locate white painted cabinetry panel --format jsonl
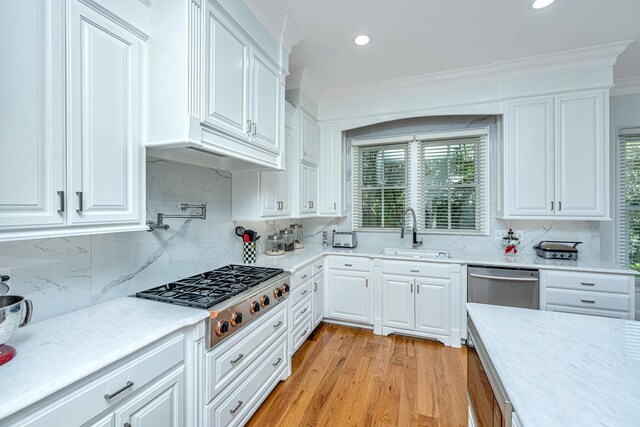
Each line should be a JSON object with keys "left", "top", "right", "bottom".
{"left": 318, "top": 123, "right": 342, "bottom": 215}
{"left": 415, "top": 279, "right": 450, "bottom": 335}
{"left": 251, "top": 50, "right": 280, "bottom": 153}
{"left": 381, "top": 274, "right": 415, "bottom": 330}
{"left": 327, "top": 269, "right": 371, "bottom": 324}
{"left": 300, "top": 111, "right": 318, "bottom": 165}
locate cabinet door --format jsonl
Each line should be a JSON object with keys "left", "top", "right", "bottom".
{"left": 312, "top": 273, "right": 324, "bottom": 327}
{"left": 327, "top": 270, "right": 371, "bottom": 324}
{"left": 301, "top": 112, "right": 318, "bottom": 165}
{"left": 306, "top": 165, "right": 318, "bottom": 214}
{"left": 555, "top": 91, "right": 606, "bottom": 217}
{"left": 259, "top": 171, "right": 280, "bottom": 217}
{"left": 67, "top": 1, "right": 142, "bottom": 225}
{"left": 204, "top": 5, "right": 250, "bottom": 140}
{"left": 415, "top": 279, "right": 450, "bottom": 335}
{"left": 250, "top": 51, "right": 280, "bottom": 153}
{"left": 505, "top": 98, "right": 555, "bottom": 216}
{"left": 318, "top": 124, "right": 341, "bottom": 215}
{"left": 0, "top": 0, "right": 65, "bottom": 228}
{"left": 300, "top": 163, "right": 311, "bottom": 214}
{"left": 115, "top": 368, "right": 184, "bottom": 427}
{"left": 382, "top": 275, "right": 415, "bottom": 330}
{"left": 277, "top": 129, "right": 292, "bottom": 216}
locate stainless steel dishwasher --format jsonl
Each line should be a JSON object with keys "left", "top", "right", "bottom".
{"left": 467, "top": 266, "right": 540, "bottom": 309}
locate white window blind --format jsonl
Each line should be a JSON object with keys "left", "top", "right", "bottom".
{"left": 417, "top": 133, "right": 488, "bottom": 233}
{"left": 353, "top": 143, "right": 409, "bottom": 230}
{"left": 617, "top": 128, "right": 640, "bottom": 271}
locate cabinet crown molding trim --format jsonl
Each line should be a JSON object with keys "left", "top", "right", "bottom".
{"left": 611, "top": 76, "right": 640, "bottom": 97}
{"left": 319, "top": 40, "right": 632, "bottom": 105}
{"left": 242, "top": 0, "right": 302, "bottom": 53}
{"left": 78, "top": 0, "right": 149, "bottom": 41}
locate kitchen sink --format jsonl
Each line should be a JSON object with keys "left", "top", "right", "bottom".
{"left": 380, "top": 248, "right": 452, "bottom": 259}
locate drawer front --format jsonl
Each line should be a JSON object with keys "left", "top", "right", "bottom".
{"left": 206, "top": 304, "right": 286, "bottom": 402}
{"left": 545, "top": 271, "right": 633, "bottom": 294}
{"left": 292, "top": 315, "right": 313, "bottom": 353}
{"left": 381, "top": 260, "right": 450, "bottom": 279}
{"left": 327, "top": 256, "right": 370, "bottom": 272}
{"left": 290, "top": 279, "right": 313, "bottom": 307}
{"left": 291, "top": 264, "right": 313, "bottom": 289}
{"left": 292, "top": 295, "right": 312, "bottom": 329}
{"left": 208, "top": 338, "right": 287, "bottom": 427}
{"left": 546, "top": 304, "right": 632, "bottom": 320}
{"left": 312, "top": 259, "right": 324, "bottom": 276}
{"left": 546, "top": 288, "right": 631, "bottom": 312}
{"left": 19, "top": 335, "right": 184, "bottom": 427}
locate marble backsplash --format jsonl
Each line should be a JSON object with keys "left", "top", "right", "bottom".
{"left": 0, "top": 160, "right": 241, "bottom": 323}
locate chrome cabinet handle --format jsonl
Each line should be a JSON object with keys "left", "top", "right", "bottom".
{"left": 251, "top": 122, "right": 257, "bottom": 135}
{"left": 246, "top": 120, "right": 252, "bottom": 133}
{"left": 581, "top": 299, "right": 596, "bottom": 304}
{"left": 316, "top": 264, "right": 322, "bottom": 269}
{"left": 301, "top": 275, "right": 308, "bottom": 279}
{"left": 410, "top": 283, "right": 413, "bottom": 293}
{"left": 76, "top": 191, "right": 83, "bottom": 212}
{"left": 104, "top": 381, "right": 134, "bottom": 400}
{"left": 57, "top": 191, "right": 65, "bottom": 213}
{"left": 273, "top": 321, "right": 283, "bottom": 329}
{"left": 300, "top": 329, "right": 308, "bottom": 337}
{"left": 365, "top": 279, "right": 369, "bottom": 288}
{"left": 273, "top": 357, "right": 283, "bottom": 367}
{"left": 334, "top": 202, "right": 337, "bottom": 209}
{"left": 124, "top": 423, "right": 131, "bottom": 427}
{"left": 344, "top": 263, "right": 353, "bottom": 267}
{"left": 410, "top": 269, "right": 420, "bottom": 273}
{"left": 301, "top": 308, "right": 308, "bottom": 314}
{"left": 580, "top": 282, "right": 596, "bottom": 286}
{"left": 469, "top": 273, "right": 539, "bottom": 282}
{"left": 230, "top": 354, "right": 244, "bottom": 365}
{"left": 550, "top": 201, "right": 554, "bottom": 211}
{"left": 313, "top": 282, "right": 318, "bottom": 291}
{"left": 558, "top": 201, "right": 562, "bottom": 211}
{"left": 230, "top": 400, "right": 244, "bottom": 415}
{"left": 301, "top": 290, "right": 308, "bottom": 295}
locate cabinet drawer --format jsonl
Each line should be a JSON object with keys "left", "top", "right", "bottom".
{"left": 205, "top": 304, "right": 286, "bottom": 402}
{"left": 312, "top": 259, "right": 324, "bottom": 276}
{"left": 381, "top": 260, "right": 450, "bottom": 279}
{"left": 291, "top": 264, "right": 313, "bottom": 288}
{"left": 290, "top": 279, "right": 312, "bottom": 307}
{"left": 292, "top": 315, "right": 313, "bottom": 353}
{"left": 546, "top": 304, "right": 632, "bottom": 319}
{"left": 208, "top": 338, "right": 287, "bottom": 427}
{"left": 545, "top": 271, "right": 632, "bottom": 294}
{"left": 291, "top": 295, "right": 312, "bottom": 329}
{"left": 327, "top": 256, "right": 370, "bottom": 272}
{"left": 546, "top": 288, "right": 631, "bottom": 312}
{"left": 19, "top": 335, "right": 184, "bottom": 427}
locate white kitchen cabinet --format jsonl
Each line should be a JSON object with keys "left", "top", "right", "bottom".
{"left": 251, "top": 50, "right": 281, "bottom": 153}
{"left": 67, "top": 0, "right": 143, "bottom": 225}
{"left": 84, "top": 414, "right": 114, "bottom": 427}
{"left": 300, "top": 111, "right": 318, "bottom": 165}
{"left": 318, "top": 123, "right": 343, "bottom": 216}
{"left": 0, "top": 0, "right": 65, "bottom": 229}
{"left": 501, "top": 90, "right": 609, "bottom": 220}
{"left": 326, "top": 269, "right": 372, "bottom": 324}
{"left": 381, "top": 275, "right": 415, "bottom": 330}
{"left": 312, "top": 271, "right": 324, "bottom": 327}
{"left": 300, "top": 163, "right": 318, "bottom": 214}
{"left": 415, "top": 278, "right": 450, "bottom": 335}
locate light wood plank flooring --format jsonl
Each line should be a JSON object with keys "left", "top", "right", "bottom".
{"left": 246, "top": 323, "right": 468, "bottom": 427}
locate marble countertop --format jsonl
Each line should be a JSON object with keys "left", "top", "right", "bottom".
{"left": 467, "top": 303, "right": 640, "bottom": 426}
{"left": 255, "top": 243, "right": 637, "bottom": 275}
{"left": 0, "top": 297, "right": 208, "bottom": 420}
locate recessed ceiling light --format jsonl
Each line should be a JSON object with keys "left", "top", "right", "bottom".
{"left": 354, "top": 35, "right": 370, "bottom": 46}
{"left": 532, "top": 0, "right": 555, "bottom": 9}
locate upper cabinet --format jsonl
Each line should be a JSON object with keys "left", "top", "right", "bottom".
{"left": 318, "top": 123, "right": 344, "bottom": 216}
{"left": 147, "top": 0, "right": 287, "bottom": 171}
{"left": 300, "top": 111, "right": 318, "bottom": 165}
{"left": 500, "top": 90, "right": 609, "bottom": 220}
{"left": 0, "top": 0, "right": 148, "bottom": 241}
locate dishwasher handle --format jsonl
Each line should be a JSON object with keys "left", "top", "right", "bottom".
{"left": 469, "top": 273, "right": 539, "bottom": 282}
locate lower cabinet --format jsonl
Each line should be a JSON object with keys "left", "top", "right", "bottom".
{"left": 312, "top": 271, "right": 324, "bottom": 327}
{"left": 382, "top": 275, "right": 415, "bottom": 330}
{"left": 326, "top": 268, "right": 372, "bottom": 325}
{"left": 415, "top": 278, "right": 450, "bottom": 336}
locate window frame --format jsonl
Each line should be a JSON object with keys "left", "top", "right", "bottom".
{"left": 616, "top": 126, "right": 640, "bottom": 276}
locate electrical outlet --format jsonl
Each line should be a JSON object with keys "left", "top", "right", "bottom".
{"left": 332, "top": 224, "right": 338, "bottom": 233}
{"left": 494, "top": 230, "right": 524, "bottom": 241}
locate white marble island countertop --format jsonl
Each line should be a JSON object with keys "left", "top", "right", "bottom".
{"left": 467, "top": 303, "right": 640, "bottom": 426}
{"left": 0, "top": 297, "right": 208, "bottom": 420}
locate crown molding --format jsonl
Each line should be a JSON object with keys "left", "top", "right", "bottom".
{"left": 611, "top": 76, "right": 640, "bottom": 96}
{"left": 242, "top": 0, "right": 302, "bottom": 52}
{"left": 320, "top": 40, "right": 632, "bottom": 105}
{"left": 286, "top": 67, "right": 322, "bottom": 106}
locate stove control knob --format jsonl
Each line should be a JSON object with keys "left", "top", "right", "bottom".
{"left": 216, "top": 320, "right": 230, "bottom": 336}
{"left": 281, "top": 283, "right": 290, "bottom": 294}
{"left": 231, "top": 312, "right": 243, "bottom": 327}
{"left": 273, "top": 288, "right": 283, "bottom": 299}
{"left": 261, "top": 296, "right": 270, "bottom": 307}
{"left": 250, "top": 301, "right": 261, "bottom": 314}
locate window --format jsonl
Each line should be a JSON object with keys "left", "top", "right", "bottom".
{"left": 352, "top": 129, "right": 488, "bottom": 234}
{"left": 352, "top": 142, "right": 409, "bottom": 229}
{"left": 618, "top": 128, "right": 640, "bottom": 271}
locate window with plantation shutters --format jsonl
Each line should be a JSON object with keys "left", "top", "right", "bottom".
{"left": 353, "top": 142, "right": 409, "bottom": 230}
{"left": 617, "top": 128, "right": 640, "bottom": 272}
{"left": 417, "top": 132, "right": 488, "bottom": 234}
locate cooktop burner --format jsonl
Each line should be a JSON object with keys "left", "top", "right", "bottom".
{"left": 135, "top": 265, "right": 284, "bottom": 309}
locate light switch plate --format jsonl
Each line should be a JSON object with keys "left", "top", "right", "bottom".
{"left": 494, "top": 230, "right": 524, "bottom": 241}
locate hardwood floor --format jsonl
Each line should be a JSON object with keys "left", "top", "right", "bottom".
{"left": 246, "top": 323, "right": 468, "bottom": 427}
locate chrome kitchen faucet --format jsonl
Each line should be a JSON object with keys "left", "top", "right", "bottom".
{"left": 400, "top": 207, "right": 423, "bottom": 248}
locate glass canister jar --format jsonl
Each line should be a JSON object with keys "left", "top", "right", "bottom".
{"left": 280, "top": 228, "right": 295, "bottom": 252}
{"left": 265, "top": 234, "right": 285, "bottom": 256}
{"left": 290, "top": 223, "right": 304, "bottom": 249}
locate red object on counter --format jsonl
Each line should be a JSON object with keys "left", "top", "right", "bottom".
{"left": 243, "top": 234, "right": 250, "bottom": 242}
{"left": 0, "top": 344, "right": 16, "bottom": 366}
{"left": 505, "top": 245, "right": 518, "bottom": 255}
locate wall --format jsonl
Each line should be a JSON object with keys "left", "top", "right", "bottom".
{"left": 0, "top": 160, "right": 240, "bottom": 323}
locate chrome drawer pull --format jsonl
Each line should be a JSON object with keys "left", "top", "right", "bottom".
{"left": 230, "top": 400, "right": 244, "bottom": 415}
{"left": 57, "top": 191, "right": 65, "bottom": 213}
{"left": 273, "top": 321, "right": 283, "bottom": 329}
{"left": 273, "top": 357, "right": 283, "bottom": 367}
{"left": 314, "top": 282, "right": 318, "bottom": 291}
{"left": 300, "top": 329, "right": 308, "bottom": 337}
{"left": 469, "top": 273, "right": 538, "bottom": 282}
{"left": 316, "top": 264, "right": 322, "bottom": 269}
{"left": 104, "top": 381, "right": 134, "bottom": 400}
{"left": 301, "top": 290, "right": 308, "bottom": 295}
{"left": 580, "top": 282, "right": 596, "bottom": 286}
{"left": 344, "top": 263, "right": 353, "bottom": 267}
{"left": 410, "top": 269, "right": 420, "bottom": 273}
{"left": 301, "top": 308, "right": 308, "bottom": 314}
{"left": 301, "top": 274, "right": 308, "bottom": 279}
{"left": 581, "top": 299, "right": 596, "bottom": 304}
{"left": 76, "top": 191, "right": 84, "bottom": 212}
{"left": 124, "top": 423, "right": 131, "bottom": 427}
{"left": 230, "top": 354, "right": 244, "bottom": 365}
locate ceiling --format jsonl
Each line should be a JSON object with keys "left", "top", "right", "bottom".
{"left": 276, "top": 0, "right": 640, "bottom": 91}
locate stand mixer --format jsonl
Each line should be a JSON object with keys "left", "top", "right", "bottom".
{"left": 0, "top": 276, "right": 33, "bottom": 366}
